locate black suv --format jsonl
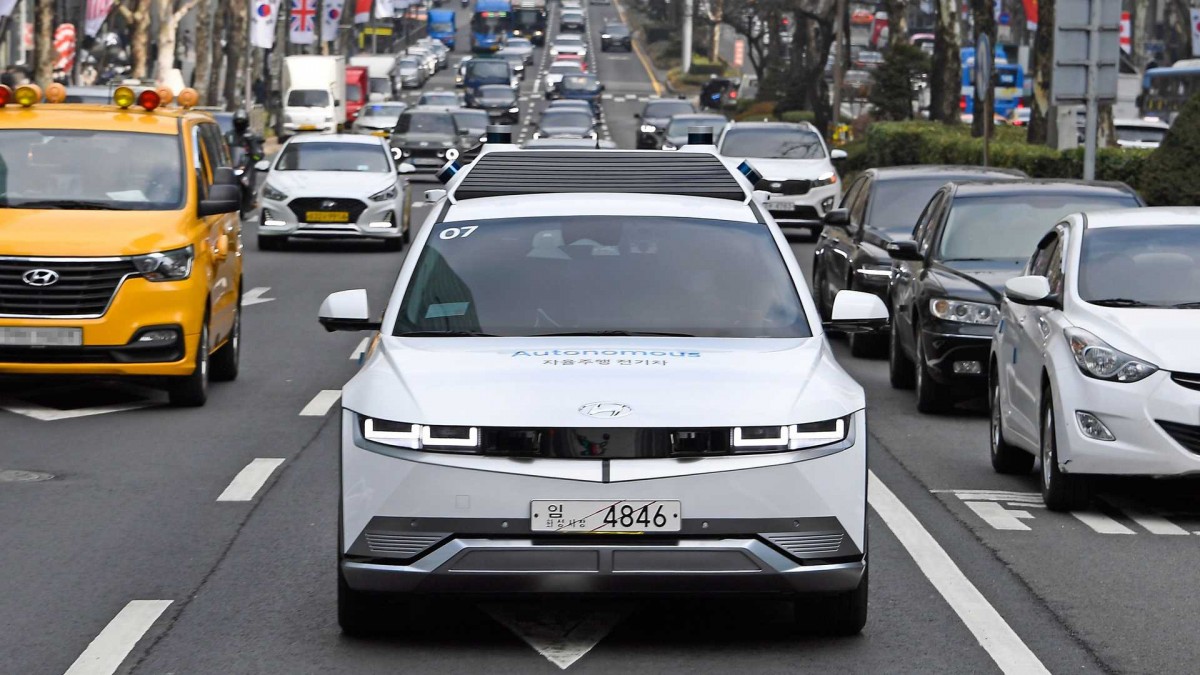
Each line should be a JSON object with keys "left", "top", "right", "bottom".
{"left": 601, "top": 22, "right": 632, "bottom": 51}
{"left": 389, "top": 107, "right": 470, "bottom": 171}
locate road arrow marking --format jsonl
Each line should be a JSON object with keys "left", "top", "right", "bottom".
{"left": 483, "top": 602, "right": 629, "bottom": 670}
{"left": 243, "top": 287, "right": 275, "bottom": 306}
{"left": 0, "top": 383, "right": 163, "bottom": 421}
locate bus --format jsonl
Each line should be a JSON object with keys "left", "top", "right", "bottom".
{"left": 960, "top": 47, "right": 1025, "bottom": 118}
{"left": 1139, "top": 66, "right": 1200, "bottom": 121}
{"left": 511, "top": 0, "right": 547, "bottom": 45}
{"left": 471, "top": 0, "right": 511, "bottom": 52}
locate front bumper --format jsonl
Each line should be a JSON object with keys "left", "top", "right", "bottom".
{"left": 636, "top": 128, "right": 663, "bottom": 149}
{"left": 485, "top": 109, "right": 520, "bottom": 124}
{"left": 761, "top": 182, "right": 840, "bottom": 227}
{"left": 258, "top": 196, "right": 403, "bottom": 239}
{"left": 920, "top": 325, "right": 992, "bottom": 386}
{"left": 601, "top": 38, "right": 632, "bottom": 50}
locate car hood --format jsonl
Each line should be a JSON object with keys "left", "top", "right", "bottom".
{"left": 927, "top": 259, "right": 1027, "bottom": 303}
{"left": 1072, "top": 310, "right": 1200, "bottom": 373}
{"left": 344, "top": 337, "right": 863, "bottom": 426}
{"left": 538, "top": 126, "right": 590, "bottom": 137}
{"left": 735, "top": 157, "right": 833, "bottom": 179}
{"left": 264, "top": 171, "right": 397, "bottom": 198}
{"left": 0, "top": 209, "right": 198, "bottom": 257}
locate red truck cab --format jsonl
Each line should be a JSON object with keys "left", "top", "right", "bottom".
{"left": 345, "top": 66, "right": 369, "bottom": 124}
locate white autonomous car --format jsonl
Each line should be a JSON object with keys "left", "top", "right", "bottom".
{"left": 990, "top": 208, "right": 1200, "bottom": 510}
{"left": 320, "top": 131, "right": 888, "bottom": 636}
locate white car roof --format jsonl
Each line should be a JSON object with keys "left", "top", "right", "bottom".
{"left": 1081, "top": 207, "right": 1200, "bottom": 229}
{"left": 1114, "top": 117, "right": 1170, "bottom": 129}
{"left": 443, "top": 193, "right": 758, "bottom": 223}
{"left": 286, "top": 134, "right": 385, "bottom": 146}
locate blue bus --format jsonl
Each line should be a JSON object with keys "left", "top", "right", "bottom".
{"left": 1139, "top": 66, "right": 1200, "bottom": 120}
{"left": 960, "top": 47, "right": 1025, "bottom": 117}
{"left": 471, "top": 0, "right": 511, "bottom": 52}
{"left": 428, "top": 9, "right": 457, "bottom": 51}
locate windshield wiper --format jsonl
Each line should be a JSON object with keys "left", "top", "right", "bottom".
{"left": 4, "top": 199, "right": 132, "bottom": 210}
{"left": 396, "top": 330, "right": 498, "bottom": 337}
{"left": 1089, "top": 298, "right": 1158, "bottom": 307}
{"left": 531, "top": 330, "right": 696, "bottom": 337}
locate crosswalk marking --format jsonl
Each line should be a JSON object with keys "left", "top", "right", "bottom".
{"left": 1072, "top": 511, "right": 1137, "bottom": 535}
{"left": 1102, "top": 497, "right": 1191, "bottom": 535}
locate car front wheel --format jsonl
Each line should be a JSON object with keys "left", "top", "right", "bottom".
{"left": 990, "top": 370, "right": 1034, "bottom": 473}
{"left": 888, "top": 313, "right": 915, "bottom": 389}
{"left": 168, "top": 321, "right": 209, "bottom": 407}
{"left": 1040, "top": 388, "right": 1091, "bottom": 511}
{"left": 915, "top": 332, "right": 950, "bottom": 414}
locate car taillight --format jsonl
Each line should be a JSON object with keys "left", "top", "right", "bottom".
{"left": 960, "top": 96, "right": 967, "bottom": 110}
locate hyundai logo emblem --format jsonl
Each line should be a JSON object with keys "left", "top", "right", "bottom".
{"left": 22, "top": 269, "right": 59, "bottom": 287}
{"left": 578, "top": 402, "right": 633, "bottom": 419}
{"left": 321, "top": 199, "right": 337, "bottom": 209}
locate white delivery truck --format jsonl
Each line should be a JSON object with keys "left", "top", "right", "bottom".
{"left": 282, "top": 55, "right": 347, "bottom": 137}
{"left": 348, "top": 55, "right": 396, "bottom": 102}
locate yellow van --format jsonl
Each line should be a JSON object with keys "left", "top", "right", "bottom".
{"left": 0, "top": 84, "right": 243, "bottom": 406}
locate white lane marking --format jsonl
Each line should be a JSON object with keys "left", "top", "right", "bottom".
{"left": 1071, "top": 510, "right": 1136, "bottom": 535}
{"left": 963, "top": 501, "right": 1034, "bottom": 531}
{"left": 64, "top": 600, "right": 172, "bottom": 675}
{"left": 242, "top": 287, "right": 276, "bottom": 306}
{"left": 484, "top": 603, "right": 629, "bottom": 670}
{"left": 869, "top": 472, "right": 1050, "bottom": 675}
{"left": 299, "top": 389, "right": 342, "bottom": 417}
{"left": 410, "top": 200, "right": 427, "bottom": 208}
{"left": 0, "top": 398, "right": 156, "bottom": 421}
{"left": 937, "top": 489, "right": 1043, "bottom": 502}
{"left": 1102, "top": 497, "right": 1190, "bottom": 535}
{"left": 216, "top": 458, "right": 286, "bottom": 502}
{"left": 350, "top": 337, "right": 370, "bottom": 360}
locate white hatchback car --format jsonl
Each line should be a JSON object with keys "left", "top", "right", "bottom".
{"left": 717, "top": 121, "right": 847, "bottom": 239}
{"left": 320, "top": 138, "right": 887, "bottom": 636}
{"left": 256, "top": 135, "right": 415, "bottom": 250}
{"left": 989, "top": 208, "right": 1200, "bottom": 510}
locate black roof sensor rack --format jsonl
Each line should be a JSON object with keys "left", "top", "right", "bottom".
{"left": 450, "top": 151, "right": 748, "bottom": 201}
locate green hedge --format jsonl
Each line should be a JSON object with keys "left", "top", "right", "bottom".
{"left": 862, "top": 121, "right": 1155, "bottom": 198}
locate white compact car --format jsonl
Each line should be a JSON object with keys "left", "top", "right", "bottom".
{"left": 549, "top": 34, "right": 588, "bottom": 59}
{"left": 256, "top": 135, "right": 415, "bottom": 251}
{"left": 320, "top": 137, "right": 888, "bottom": 636}
{"left": 717, "top": 121, "right": 846, "bottom": 239}
{"left": 989, "top": 208, "right": 1200, "bottom": 510}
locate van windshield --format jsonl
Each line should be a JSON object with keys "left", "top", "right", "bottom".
{"left": 288, "top": 90, "right": 330, "bottom": 107}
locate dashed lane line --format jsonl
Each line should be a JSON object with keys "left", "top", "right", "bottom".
{"left": 350, "top": 337, "right": 370, "bottom": 360}
{"left": 299, "top": 389, "right": 342, "bottom": 417}
{"left": 216, "top": 458, "right": 286, "bottom": 502}
{"left": 869, "top": 472, "right": 1050, "bottom": 674}
{"left": 64, "top": 600, "right": 172, "bottom": 675}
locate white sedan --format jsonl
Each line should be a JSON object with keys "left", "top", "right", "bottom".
{"left": 989, "top": 207, "right": 1200, "bottom": 510}
{"left": 255, "top": 135, "right": 415, "bottom": 251}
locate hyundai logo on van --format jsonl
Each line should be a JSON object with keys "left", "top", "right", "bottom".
{"left": 578, "top": 402, "right": 632, "bottom": 419}
{"left": 22, "top": 269, "right": 60, "bottom": 287}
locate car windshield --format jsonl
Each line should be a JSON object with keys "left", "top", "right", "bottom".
{"left": 643, "top": 101, "right": 694, "bottom": 119}
{"left": 287, "top": 89, "right": 329, "bottom": 107}
{"left": 1077, "top": 225, "right": 1200, "bottom": 307}
{"left": 541, "top": 110, "right": 592, "bottom": 129}
{"left": 399, "top": 58, "right": 420, "bottom": 69}
{"left": 468, "top": 61, "right": 509, "bottom": 78}
{"left": 550, "top": 63, "right": 583, "bottom": 74}
{"left": 0, "top": 129, "right": 184, "bottom": 210}
{"left": 394, "top": 216, "right": 811, "bottom": 337}
{"left": 938, "top": 193, "right": 1140, "bottom": 260}
{"left": 605, "top": 24, "right": 630, "bottom": 35}
{"left": 555, "top": 35, "right": 583, "bottom": 44}
{"left": 453, "top": 111, "right": 488, "bottom": 134}
{"left": 562, "top": 10, "right": 583, "bottom": 19}
{"left": 421, "top": 92, "right": 459, "bottom": 105}
{"left": 347, "top": 83, "right": 363, "bottom": 100}
{"left": 666, "top": 116, "right": 727, "bottom": 137}
{"left": 1116, "top": 125, "right": 1166, "bottom": 143}
{"left": 721, "top": 127, "right": 826, "bottom": 159}
{"left": 395, "top": 112, "right": 456, "bottom": 136}
{"left": 562, "top": 75, "right": 600, "bottom": 92}
{"left": 275, "top": 142, "right": 390, "bottom": 172}
{"left": 868, "top": 177, "right": 984, "bottom": 235}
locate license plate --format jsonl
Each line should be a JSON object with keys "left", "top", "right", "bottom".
{"left": 299, "top": 124, "right": 318, "bottom": 131}
{"left": 764, "top": 200, "right": 795, "bottom": 211}
{"left": 305, "top": 211, "right": 349, "bottom": 223}
{"left": 371, "top": 131, "right": 388, "bottom": 137}
{"left": 531, "top": 500, "right": 681, "bottom": 533}
{"left": 0, "top": 326, "right": 82, "bottom": 347}
{"left": 413, "top": 157, "right": 442, "bottom": 166}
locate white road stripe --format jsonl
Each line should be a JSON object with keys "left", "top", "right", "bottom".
{"left": 350, "top": 337, "right": 370, "bottom": 360}
{"left": 216, "top": 458, "right": 286, "bottom": 502}
{"left": 963, "top": 501, "right": 1034, "bottom": 531}
{"left": 1102, "top": 497, "right": 1190, "bottom": 535}
{"left": 299, "top": 389, "right": 341, "bottom": 417}
{"left": 1071, "top": 510, "right": 1136, "bottom": 535}
{"left": 242, "top": 287, "right": 276, "bottom": 306}
{"left": 869, "top": 472, "right": 1049, "bottom": 675}
{"left": 64, "top": 600, "right": 172, "bottom": 675}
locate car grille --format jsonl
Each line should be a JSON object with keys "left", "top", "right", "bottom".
{"left": 0, "top": 257, "right": 137, "bottom": 318}
{"left": 1170, "top": 372, "right": 1200, "bottom": 392}
{"left": 476, "top": 427, "right": 739, "bottom": 458}
{"left": 757, "top": 178, "right": 812, "bottom": 195}
{"left": 288, "top": 197, "right": 367, "bottom": 224}
{"left": 1157, "top": 420, "right": 1200, "bottom": 454}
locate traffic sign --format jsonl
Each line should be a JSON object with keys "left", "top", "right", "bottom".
{"left": 1052, "top": 0, "right": 1121, "bottom": 181}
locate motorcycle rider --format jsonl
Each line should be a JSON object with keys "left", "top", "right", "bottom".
{"left": 230, "top": 110, "right": 263, "bottom": 213}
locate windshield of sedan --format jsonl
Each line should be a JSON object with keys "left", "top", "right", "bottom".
{"left": 1078, "top": 225, "right": 1200, "bottom": 308}
{"left": 666, "top": 117, "right": 728, "bottom": 138}
{"left": 868, "top": 177, "right": 970, "bottom": 235}
{"left": 938, "top": 193, "right": 1140, "bottom": 260}
{"left": 453, "top": 111, "right": 488, "bottom": 135}
{"left": 541, "top": 110, "right": 593, "bottom": 130}
{"left": 420, "top": 92, "right": 460, "bottom": 106}
{"left": 467, "top": 60, "right": 509, "bottom": 79}
{"left": 604, "top": 24, "right": 630, "bottom": 36}
{"left": 477, "top": 85, "right": 516, "bottom": 102}
{"left": 394, "top": 217, "right": 811, "bottom": 337}
{"left": 0, "top": 129, "right": 184, "bottom": 210}
{"left": 275, "top": 142, "right": 390, "bottom": 172}
{"left": 555, "top": 35, "right": 583, "bottom": 45}
{"left": 720, "top": 127, "right": 826, "bottom": 159}
{"left": 395, "top": 112, "right": 457, "bottom": 136}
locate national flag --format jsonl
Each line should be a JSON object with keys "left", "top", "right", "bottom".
{"left": 322, "top": 0, "right": 344, "bottom": 42}
{"left": 290, "top": 0, "right": 316, "bottom": 44}
{"left": 250, "top": 0, "right": 279, "bottom": 48}
{"left": 353, "top": 0, "right": 371, "bottom": 24}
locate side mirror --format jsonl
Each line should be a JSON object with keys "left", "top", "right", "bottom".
{"left": 824, "top": 290, "right": 890, "bottom": 334}
{"left": 398, "top": 162, "right": 417, "bottom": 174}
{"left": 198, "top": 184, "right": 241, "bottom": 217}
{"left": 424, "top": 188, "right": 448, "bottom": 202}
{"left": 830, "top": 149, "right": 848, "bottom": 160}
{"left": 213, "top": 166, "right": 239, "bottom": 186}
{"left": 319, "top": 289, "right": 382, "bottom": 332}
{"left": 886, "top": 240, "right": 923, "bottom": 262}
{"left": 254, "top": 159, "right": 270, "bottom": 172}
{"left": 823, "top": 208, "right": 850, "bottom": 226}
{"left": 1005, "top": 275, "right": 1056, "bottom": 307}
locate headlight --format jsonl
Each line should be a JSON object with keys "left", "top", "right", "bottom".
{"left": 731, "top": 415, "right": 851, "bottom": 453}
{"left": 812, "top": 171, "right": 838, "bottom": 187}
{"left": 640, "top": 124, "right": 657, "bottom": 133}
{"left": 532, "top": 131, "right": 541, "bottom": 139}
{"left": 601, "top": 33, "right": 611, "bottom": 38}
{"left": 929, "top": 298, "right": 1000, "bottom": 326}
{"left": 589, "top": 131, "right": 598, "bottom": 139}
{"left": 1065, "top": 327, "right": 1158, "bottom": 383}
{"left": 508, "top": 106, "right": 519, "bottom": 113}
{"left": 361, "top": 417, "right": 481, "bottom": 452}
{"left": 369, "top": 184, "right": 398, "bottom": 202}
{"left": 262, "top": 183, "right": 288, "bottom": 202}
{"left": 133, "top": 246, "right": 193, "bottom": 282}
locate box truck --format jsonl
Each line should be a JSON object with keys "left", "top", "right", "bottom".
{"left": 282, "top": 55, "right": 347, "bottom": 137}
{"left": 349, "top": 55, "right": 398, "bottom": 102}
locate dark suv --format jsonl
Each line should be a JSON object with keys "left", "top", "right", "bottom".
{"left": 389, "top": 107, "right": 469, "bottom": 171}
{"left": 601, "top": 22, "right": 632, "bottom": 51}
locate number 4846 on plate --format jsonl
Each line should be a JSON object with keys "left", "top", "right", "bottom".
{"left": 531, "top": 500, "right": 682, "bottom": 533}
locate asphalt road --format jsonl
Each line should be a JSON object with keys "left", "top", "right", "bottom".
{"left": 1, "top": 3, "right": 1194, "bottom": 674}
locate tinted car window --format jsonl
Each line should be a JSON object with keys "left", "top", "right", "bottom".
{"left": 452, "top": 110, "right": 489, "bottom": 135}
{"left": 643, "top": 101, "right": 694, "bottom": 118}
{"left": 287, "top": 90, "right": 330, "bottom": 107}
{"left": 395, "top": 112, "right": 457, "bottom": 135}
{"left": 395, "top": 216, "right": 811, "bottom": 338}
{"left": 867, "top": 177, "right": 965, "bottom": 235}
{"left": 605, "top": 24, "right": 630, "bottom": 36}
{"left": 720, "top": 127, "right": 826, "bottom": 159}
{"left": 276, "top": 142, "right": 390, "bottom": 172}
{"left": 1077, "top": 225, "right": 1200, "bottom": 306}
{"left": 468, "top": 60, "right": 510, "bottom": 78}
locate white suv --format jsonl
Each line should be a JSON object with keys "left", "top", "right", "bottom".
{"left": 320, "top": 137, "right": 887, "bottom": 636}
{"left": 717, "top": 121, "right": 846, "bottom": 239}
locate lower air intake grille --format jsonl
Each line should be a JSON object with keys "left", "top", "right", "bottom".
{"left": 1171, "top": 372, "right": 1200, "bottom": 392}
{"left": 362, "top": 532, "right": 448, "bottom": 559}
{"left": 1157, "top": 420, "right": 1200, "bottom": 454}
{"left": 763, "top": 532, "right": 846, "bottom": 559}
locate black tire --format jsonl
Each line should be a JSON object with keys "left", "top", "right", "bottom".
{"left": 915, "top": 333, "right": 950, "bottom": 414}
{"left": 1040, "top": 388, "right": 1091, "bottom": 511}
{"left": 812, "top": 268, "right": 830, "bottom": 321}
{"left": 382, "top": 237, "right": 404, "bottom": 252}
{"left": 888, "top": 314, "right": 915, "bottom": 390}
{"left": 210, "top": 303, "right": 241, "bottom": 382}
{"left": 795, "top": 566, "right": 868, "bottom": 636}
{"left": 990, "top": 369, "right": 1034, "bottom": 474}
{"left": 168, "top": 322, "right": 209, "bottom": 407}
{"left": 258, "top": 235, "right": 285, "bottom": 251}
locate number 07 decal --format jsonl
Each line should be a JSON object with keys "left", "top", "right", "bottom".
{"left": 439, "top": 226, "right": 479, "bottom": 240}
